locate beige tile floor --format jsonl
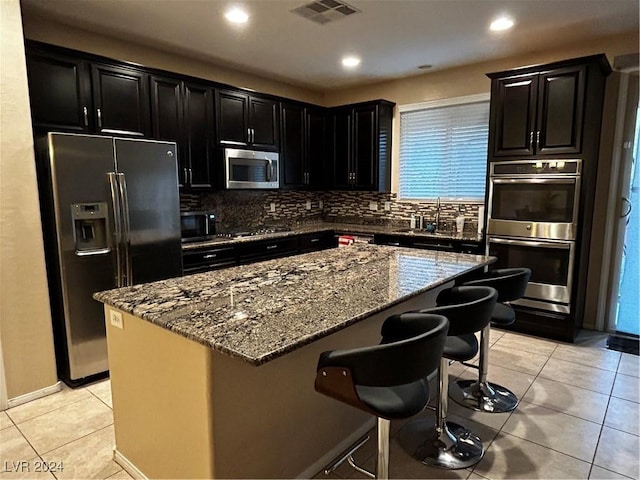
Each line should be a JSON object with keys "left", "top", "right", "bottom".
{"left": 1, "top": 330, "right": 638, "bottom": 479}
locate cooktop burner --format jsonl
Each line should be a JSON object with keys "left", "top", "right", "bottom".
{"left": 216, "top": 226, "right": 291, "bottom": 238}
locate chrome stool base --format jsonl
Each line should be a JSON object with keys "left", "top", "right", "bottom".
{"left": 450, "top": 379, "right": 519, "bottom": 413}
{"left": 398, "top": 418, "right": 484, "bottom": 470}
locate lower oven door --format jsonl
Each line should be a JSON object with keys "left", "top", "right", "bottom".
{"left": 487, "top": 236, "right": 575, "bottom": 313}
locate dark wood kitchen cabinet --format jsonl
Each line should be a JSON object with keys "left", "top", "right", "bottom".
{"left": 91, "top": 63, "right": 150, "bottom": 137}
{"left": 280, "top": 102, "right": 328, "bottom": 189}
{"left": 215, "top": 89, "right": 279, "bottom": 151}
{"left": 488, "top": 57, "right": 610, "bottom": 159}
{"left": 25, "top": 43, "right": 151, "bottom": 137}
{"left": 25, "top": 50, "right": 92, "bottom": 132}
{"left": 331, "top": 100, "right": 394, "bottom": 191}
{"left": 150, "top": 75, "right": 215, "bottom": 189}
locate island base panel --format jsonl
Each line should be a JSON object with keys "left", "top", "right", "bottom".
{"left": 104, "top": 286, "right": 449, "bottom": 479}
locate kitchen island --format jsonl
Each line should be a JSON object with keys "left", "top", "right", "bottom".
{"left": 94, "top": 244, "right": 494, "bottom": 479}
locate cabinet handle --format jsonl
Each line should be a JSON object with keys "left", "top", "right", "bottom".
{"left": 189, "top": 168, "right": 193, "bottom": 185}
{"left": 83, "top": 107, "right": 89, "bottom": 127}
{"left": 97, "top": 108, "right": 102, "bottom": 128}
{"left": 266, "top": 245, "right": 278, "bottom": 250}
{"left": 203, "top": 254, "right": 217, "bottom": 259}
{"left": 183, "top": 168, "right": 188, "bottom": 184}
{"left": 529, "top": 131, "right": 534, "bottom": 149}
{"left": 310, "top": 238, "right": 320, "bottom": 243}
{"left": 252, "top": 128, "right": 255, "bottom": 143}
{"left": 388, "top": 242, "right": 401, "bottom": 246}
{"left": 536, "top": 131, "right": 541, "bottom": 150}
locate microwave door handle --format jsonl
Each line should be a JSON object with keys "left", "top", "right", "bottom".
{"left": 266, "top": 159, "right": 273, "bottom": 182}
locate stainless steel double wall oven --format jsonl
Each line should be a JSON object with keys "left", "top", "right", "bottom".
{"left": 487, "top": 159, "right": 582, "bottom": 314}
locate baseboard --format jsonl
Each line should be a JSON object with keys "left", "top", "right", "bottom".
{"left": 296, "top": 418, "right": 376, "bottom": 479}
{"left": 114, "top": 448, "right": 148, "bottom": 480}
{"left": 5, "top": 381, "right": 62, "bottom": 410}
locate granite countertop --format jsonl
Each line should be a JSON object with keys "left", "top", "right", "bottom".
{"left": 95, "top": 244, "right": 493, "bottom": 366}
{"left": 182, "top": 222, "right": 482, "bottom": 250}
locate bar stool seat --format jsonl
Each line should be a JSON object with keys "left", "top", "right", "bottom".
{"left": 443, "top": 333, "right": 477, "bottom": 359}
{"left": 315, "top": 312, "right": 449, "bottom": 479}
{"left": 449, "top": 267, "right": 532, "bottom": 413}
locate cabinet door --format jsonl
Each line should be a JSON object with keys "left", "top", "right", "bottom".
{"left": 149, "top": 75, "right": 185, "bottom": 185}
{"left": 91, "top": 63, "right": 150, "bottom": 136}
{"left": 332, "top": 109, "right": 352, "bottom": 189}
{"left": 491, "top": 74, "right": 538, "bottom": 157}
{"left": 150, "top": 75, "right": 183, "bottom": 142}
{"left": 183, "top": 83, "right": 215, "bottom": 189}
{"left": 536, "top": 66, "right": 585, "bottom": 155}
{"left": 306, "top": 108, "right": 328, "bottom": 189}
{"left": 249, "top": 96, "right": 279, "bottom": 150}
{"left": 352, "top": 105, "right": 377, "bottom": 190}
{"left": 280, "top": 102, "right": 306, "bottom": 188}
{"left": 26, "top": 51, "right": 91, "bottom": 132}
{"left": 216, "top": 90, "right": 248, "bottom": 146}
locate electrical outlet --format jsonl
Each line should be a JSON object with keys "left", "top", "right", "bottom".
{"left": 110, "top": 309, "right": 123, "bottom": 329}
{"left": 306, "top": 200, "right": 312, "bottom": 210}
{"left": 384, "top": 201, "right": 391, "bottom": 211}
{"left": 369, "top": 202, "right": 378, "bottom": 211}
{"left": 270, "top": 203, "right": 276, "bottom": 212}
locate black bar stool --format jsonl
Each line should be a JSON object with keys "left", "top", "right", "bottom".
{"left": 449, "top": 267, "right": 531, "bottom": 413}
{"left": 315, "top": 312, "right": 449, "bottom": 479}
{"left": 396, "top": 286, "right": 498, "bottom": 469}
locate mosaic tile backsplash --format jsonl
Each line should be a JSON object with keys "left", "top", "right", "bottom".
{"left": 181, "top": 190, "right": 483, "bottom": 234}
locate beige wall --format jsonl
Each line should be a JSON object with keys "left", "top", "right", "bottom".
{"left": 21, "top": 12, "right": 324, "bottom": 105}
{"left": 0, "top": 0, "right": 58, "bottom": 399}
{"left": 322, "top": 31, "right": 639, "bottom": 193}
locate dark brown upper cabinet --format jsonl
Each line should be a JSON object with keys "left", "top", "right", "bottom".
{"left": 331, "top": 100, "right": 394, "bottom": 191}
{"left": 25, "top": 50, "right": 92, "bottom": 133}
{"left": 215, "top": 89, "right": 279, "bottom": 151}
{"left": 91, "top": 63, "right": 150, "bottom": 137}
{"left": 150, "top": 74, "right": 215, "bottom": 189}
{"left": 489, "top": 64, "right": 587, "bottom": 158}
{"left": 280, "top": 102, "right": 328, "bottom": 189}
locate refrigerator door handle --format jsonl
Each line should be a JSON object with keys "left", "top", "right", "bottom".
{"left": 117, "top": 173, "right": 133, "bottom": 287}
{"left": 108, "top": 172, "right": 124, "bottom": 287}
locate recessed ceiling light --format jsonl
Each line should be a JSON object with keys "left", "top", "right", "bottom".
{"left": 490, "top": 15, "right": 515, "bottom": 32}
{"left": 417, "top": 64, "right": 433, "bottom": 70}
{"left": 225, "top": 7, "right": 249, "bottom": 24}
{"left": 342, "top": 56, "right": 361, "bottom": 68}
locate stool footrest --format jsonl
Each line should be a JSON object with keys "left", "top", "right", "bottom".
{"left": 323, "top": 434, "right": 374, "bottom": 478}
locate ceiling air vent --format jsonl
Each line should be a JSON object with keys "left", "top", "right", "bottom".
{"left": 291, "top": 0, "right": 360, "bottom": 25}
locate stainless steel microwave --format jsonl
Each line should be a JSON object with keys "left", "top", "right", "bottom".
{"left": 224, "top": 148, "right": 279, "bottom": 189}
{"left": 180, "top": 211, "right": 216, "bottom": 243}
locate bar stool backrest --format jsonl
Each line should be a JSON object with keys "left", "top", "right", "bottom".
{"left": 464, "top": 268, "right": 531, "bottom": 303}
{"left": 428, "top": 286, "right": 498, "bottom": 337}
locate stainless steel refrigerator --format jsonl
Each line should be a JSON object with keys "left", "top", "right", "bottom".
{"left": 37, "top": 133, "right": 183, "bottom": 386}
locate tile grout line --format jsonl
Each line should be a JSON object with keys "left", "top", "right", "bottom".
{"left": 5, "top": 392, "right": 94, "bottom": 426}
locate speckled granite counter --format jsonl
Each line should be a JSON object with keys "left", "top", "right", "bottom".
{"left": 95, "top": 243, "right": 493, "bottom": 366}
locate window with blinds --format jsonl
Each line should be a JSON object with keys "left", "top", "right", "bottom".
{"left": 398, "top": 95, "right": 490, "bottom": 201}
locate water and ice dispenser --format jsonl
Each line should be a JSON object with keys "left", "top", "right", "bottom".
{"left": 71, "top": 202, "right": 110, "bottom": 255}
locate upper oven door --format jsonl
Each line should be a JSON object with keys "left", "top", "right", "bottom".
{"left": 224, "top": 148, "right": 279, "bottom": 189}
{"left": 488, "top": 177, "right": 580, "bottom": 240}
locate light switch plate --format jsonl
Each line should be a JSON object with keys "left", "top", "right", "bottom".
{"left": 306, "top": 200, "right": 312, "bottom": 210}
{"left": 369, "top": 202, "right": 378, "bottom": 211}
{"left": 110, "top": 309, "right": 123, "bottom": 329}
{"left": 319, "top": 200, "right": 323, "bottom": 209}
{"left": 270, "top": 203, "right": 276, "bottom": 212}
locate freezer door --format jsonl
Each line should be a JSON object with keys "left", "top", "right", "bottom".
{"left": 48, "top": 133, "right": 115, "bottom": 380}
{"left": 114, "top": 138, "right": 182, "bottom": 284}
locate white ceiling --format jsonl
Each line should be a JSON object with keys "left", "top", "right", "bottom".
{"left": 20, "top": 0, "right": 639, "bottom": 90}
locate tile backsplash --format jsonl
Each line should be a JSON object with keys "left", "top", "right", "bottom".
{"left": 181, "top": 190, "right": 483, "bottom": 233}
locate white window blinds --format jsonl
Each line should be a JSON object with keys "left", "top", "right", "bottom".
{"left": 399, "top": 97, "right": 490, "bottom": 201}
